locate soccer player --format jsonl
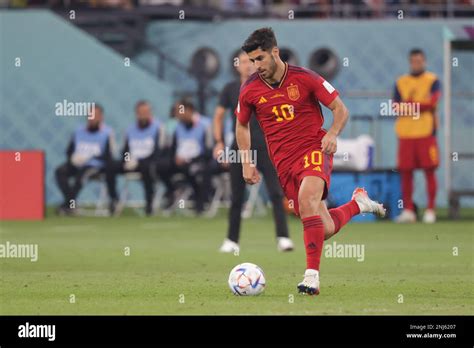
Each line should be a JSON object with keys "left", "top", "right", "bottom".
{"left": 213, "top": 50, "right": 293, "bottom": 253}
{"left": 236, "top": 28, "right": 385, "bottom": 295}
{"left": 393, "top": 49, "right": 441, "bottom": 224}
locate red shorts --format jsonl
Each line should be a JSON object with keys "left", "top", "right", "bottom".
{"left": 398, "top": 135, "right": 439, "bottom": 170}
{"left": 278, "top": 147, "right": 333, "bottom": 216}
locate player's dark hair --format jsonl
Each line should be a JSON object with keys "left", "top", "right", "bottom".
{"left": 242, "top": 27, "right": 277, "bottom": 53}
{"left": 135, "top": 100, "right": 149, "bottom": 110}
{"left": 409, "top": 48, "right": 425, "bottom": 57}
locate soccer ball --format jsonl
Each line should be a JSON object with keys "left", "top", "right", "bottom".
{"left": 228, "top": 262, "right": 266, "bottom": 296}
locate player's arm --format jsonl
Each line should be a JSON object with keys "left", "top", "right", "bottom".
{"left": 236, "top": 120, "right": 251, "bottom": 155}
{"left": 391, "top": 81, "right": 405, "bottom": 117}
{"left": 236, "top": 120, "right": 260, "bottom": 185}
{"left": 97, "top": 132, "right": 116, "bottom": 165}
{"left": 309, "top": 73, "right": 349, "bottom": 154}
{"left": 322, "top": 96, "right": 349, "bottom": 154}
{"left": 235, "top": 93, "right": 260, "bottom": 185}
{"left": 121, "top": 136, "right": 129, "bottom": 162}
{"left": 393, "top": 83, "right": 402, "bottom": 103}
{"left": 204, "top": 123, "right": 214, "bottom": 159}
{"left": 212, "top": 105, "right": 226, "bottom": 159}
{"left": 418, "top": 79, "right": 441, "bottom": 112}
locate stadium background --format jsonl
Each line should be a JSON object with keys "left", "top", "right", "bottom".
{"left": 0, "top": 5, "right": 473, "bottom": 210}
{"left": 0, "top": 1, "right": 473, "bottom": 319}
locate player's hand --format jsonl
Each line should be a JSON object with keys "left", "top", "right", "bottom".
{"left": 242, "top": 163, "right": 260, "bottom": 185}
{"left": 124, "top": 158, "right": 138, "bottom": 171}
{"left": 213, "top": 141, "right": 225, "bottom": 160}
{"left": 213, "top": 142, "right": 230, "bottom": 169}
{"left": 71, "top": 153, "right": 88, "bottom": 167}
{"left": 321, "top": 131, "right": 337, "bottom": 154}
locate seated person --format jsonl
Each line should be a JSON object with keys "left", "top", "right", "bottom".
{"left": 170, "top": 98, "right": 213, "bottom": 214}
{"left": 110, "top": 100, "right": 172, "bottom": 216}
{"left": 55, "top": 104, "right": 117, "bottom": 215}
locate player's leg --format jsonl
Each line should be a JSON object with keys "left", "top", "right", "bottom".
{"left": 188, "top": 158, "right": 208, "bottom": 214}
{"left": 55, "top": 162, "right": 76, "bottom": 214}
{"left": 70, "top": 166, "right": 99, "bottom": 202}
{"left": 184, "top": 165, "right": 203, "bottom": 214}
{"left": 317, "top": 201, "right": 335, "bottom": 240}
{"left": 423, "top": 168, "right": 437, "bottom": 223}
{"left": 296, "top": 166, "right": 385, "bottom": 295}
{"left": 104, "top": 160, "right": 120, "bottom": 215}
{"left": 323, "top": 188, "right": 385, "bottom": 241}
{"left": 220, "top": 160, "right": 246, "bottom": 252}
{"left": 257, "top": 149, "right": 293, "bottom": 251}
{"left": 400, "top": 170, "right": 414, "bottom": 209}
{"left": 297, "top": 175, "right": 326, "bottom": 295}
{"left": 396, "top": 138, "right": 417, "bottom": 222}
{"left": 420, "top": 136, "right": 439, "bottom": 223}
{"left": 156, "top": 158, "right": 175, "bottom": 210}
{"left": 137, "top": 159, "right": 156, "bottom": 216}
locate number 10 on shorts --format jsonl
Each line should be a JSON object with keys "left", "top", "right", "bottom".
{"left": 303, "top": 150, "right": 322, "bottom": 172}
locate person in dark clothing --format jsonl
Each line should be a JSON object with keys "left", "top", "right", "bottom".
{"left": 213, "top": 51, "right": 293, "bottom": 253}
{"left": 170, "top": 98, "right": 213, "bottom": 214}
{"left": 108, "top": 100, "right": 172, "bottom": 216}
{"left": 55, "top": 104, "right": 118, "bottom": 215}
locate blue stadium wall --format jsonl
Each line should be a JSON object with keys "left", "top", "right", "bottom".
{"left": 0, "top": 10, "right": 175, "bottom": 205}
{"left": 137, "top": 19, "right": 473, "bottom": 209}
{"left": 1, "top": 11, "right": 472, "bottom": 207}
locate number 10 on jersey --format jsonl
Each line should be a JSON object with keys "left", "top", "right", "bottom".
{"left": 304, "top": 150, "right": 322, "bottom": 172}
{"left": 272, "top": 104, "right": 295, "bottom": 122}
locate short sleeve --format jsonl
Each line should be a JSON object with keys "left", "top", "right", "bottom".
{"left": 218, "top": 83, "right": 231, "bottom": 109}
{"left": 431, "top": 79, "right": 441, "bottom": 94}
{"left": 393, "top": 83, "right": 402, "bottom": 102}
{"left": 307, "top": 72, "right": 339, "bottom": 107}
{"left": 235, "top": 90, "right": 253, "bottom": 124}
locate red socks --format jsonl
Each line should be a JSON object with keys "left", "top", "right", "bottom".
{"left": 425, "top": 169, "right": 437, "bottom": 210}
{"left": 401, "top": 170, "right": 414, "bottom": 211}
{"left": 402, "top": 169, "right": 437, "bottom": 210}
{"left": 302, "top": 216, "right": 325, "bottom": 271}
{"left": 329, "top": 200, "right": 360, "bottom": 234}
{"left": 302, "top": 200, "right": 362, "bottom": 270}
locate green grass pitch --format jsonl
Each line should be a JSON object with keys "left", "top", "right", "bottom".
{"left": 0, "top": 209, "right": 472, "bottom": 315}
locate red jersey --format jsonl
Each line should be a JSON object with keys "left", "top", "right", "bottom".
{"left": 236, "top": 63, "right": 339, "bottom": 175}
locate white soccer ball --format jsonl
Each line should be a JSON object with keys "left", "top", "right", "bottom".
{"left": 228, "top": 262, "right": 266, "bottom": 296}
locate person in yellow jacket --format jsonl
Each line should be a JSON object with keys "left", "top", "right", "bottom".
{"left": 393, "top": 48, "right": 441, "bottom": 223}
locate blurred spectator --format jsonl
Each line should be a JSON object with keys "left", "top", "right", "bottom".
{"left": 138, "top": 0, "right": 182, "bottom": 5}
{"left": 220, "top": 0, "right": 263, "bottom": 12}
{"left": 393, "top": 49, "right": 441, "bottom": 224}
{"left": 363, "top": 0, "right": 385, "bottom": 18}
{"left": 170, "top": 98, "right": 213, "bottom": 214}
{"left": 92, "top": 0, "right": 134, "bottom": 9}
{"left": 108, "top": 100, "right": 173, "bottom": 216}
{"left": 55, "top": 104, "right": 118, "bottom": 215}
{"left": 9, "top": 0, "right": 473, "bottom": 17}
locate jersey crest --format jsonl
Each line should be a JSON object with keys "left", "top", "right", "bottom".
{"left": 287, "top": 84, "right": 300, "bottom": 101}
